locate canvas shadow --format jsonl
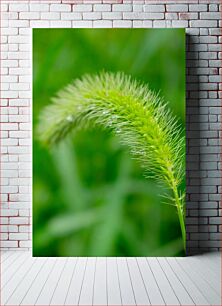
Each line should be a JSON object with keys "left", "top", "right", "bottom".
{"left": 186, "top": 34, "right": 209, "bottom": 256}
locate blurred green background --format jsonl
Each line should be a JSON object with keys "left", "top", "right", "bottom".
{"left": 33, "top": 29, "right": 185, "bottom": 257}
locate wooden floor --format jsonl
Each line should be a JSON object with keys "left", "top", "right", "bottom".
{"left": 1, "top": 251, "right": 220, "bottom": 306}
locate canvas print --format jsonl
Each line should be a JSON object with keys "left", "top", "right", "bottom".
{"left": 33, "top": 29, "right": 185, "bottom": 256}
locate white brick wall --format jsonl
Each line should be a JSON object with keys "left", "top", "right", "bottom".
{"left": 0, "top": 0, "right": 221, "bottom": 254}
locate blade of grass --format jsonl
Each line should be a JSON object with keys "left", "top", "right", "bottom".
{"left": 51, "top": 141, "right": 85, "bottom": 211}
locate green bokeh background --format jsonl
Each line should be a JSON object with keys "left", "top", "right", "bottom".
{"left": 33, "top": 28, "right": 185, "bottom": 257}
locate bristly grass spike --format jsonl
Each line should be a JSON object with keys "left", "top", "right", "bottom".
{"left": 37, "top": 71, "right": 186, "bottom": 249}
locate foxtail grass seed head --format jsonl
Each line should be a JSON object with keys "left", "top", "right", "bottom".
{"left": 37, "top": 72, "right": 186, "bottom": 249}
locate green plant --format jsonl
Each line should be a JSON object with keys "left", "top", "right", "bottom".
{"left": 37, "top": 72, "right": 185, "bottom": 249}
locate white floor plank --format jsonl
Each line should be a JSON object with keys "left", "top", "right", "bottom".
{"left": 2, "top": 252, "right": 22, "bottom": 273}
{"left": 50, "top": 257, "right": 77, "bottom": 305}
{"left": 157, "top": 258, "right": 195, "bottom": 305}
{"left": 196, "top": 253, "right": 220, "bottom": 275}
{"left": 167, "top": 257, "right": 209, "bottom": 305}
{"left": 35, "top": 258, "right": 67, "bottom": 305}
{"left": 117, "top": 257, "right": 136, "bottom": 305}
{"left": 78, "top": 257, "right": 96, "bottom": 305}
{"left": 0, "top": 251, "right": 14, "bottom": 263}
{"left": 5, "top": 257, "right": 46, "bottom": 305}
{"left": 65, "top": 257, "right": 87, "bottom": 305}
{"left": 2, "top": 254, "right": 35, "bottom": 304}
{"left": 2, "top": 252, "right": 29, "bottom": 288}
{"left": 127, "top": 257, "right": 150, "bottom": 305}
{"left": 147, "top": 258, "right": 179, "bottom": 305}
{"left": 93, "top": 257, "right": 107, "bottom": 305}
{"left": 107, "top": 257, "right": 122, "bottom": 306}
{"left": 137, "top": 257, "right": 165, "bottom": 305}
{"left": 187, "top": 256, "right": 220, "bottom": 294}
{"left": 21, "top": 258, "right": 57, "bottom": 305}
{"left": 176, "top": 257, "right": 221, "bottom": 305}
{"left": 1, "top": 252, "right": 220, "bottom": 306}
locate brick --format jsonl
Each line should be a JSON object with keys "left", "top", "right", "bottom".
{"left": 9, "top": 20, "right": 29, "bottom": 28}
{"left": 9, "top": 115, "right": 29, "bottom": 123}
{"left": 19, "top": 226, "right": 30, "bottom": 233}
{"left": 50, "top": 4, "right": 71, "bottom": 12}
{"left": 1, "top": 4, "right": 8, "bottom": 12}
{"left": 93, "top": 4, "right": 111, "bottom": 12}
{"left": 19, "top": 209, "right": 29, "bottom": 217}
{"left": 73, "top": 4, "right": 92, "bottom": 12}
{"left": 143, "top": 5, "right": 165, "bottom": 12}
{"left": 1, "top": 60, "right": 18, "bottom": 68}
{"left": 189, "top": 4, "right": 207, "bottom": 11}
{"left": 72, "top": 20, "right": 93, "bottom": 28}
{"left": 61, "top": 12, "right": 82, "bottom": 20}
{"left": 9, "top": 4, "right": 28, "bottom": 12}
{"left": 209, "top": 4, "right": 219, "bottom": 11}
{"left": 41, "top": 12, "right": 60, "bottom": 20}
{"left": 1, "top": 91, "right": 18, "bottom": 99}
{"left": 113, "top": 20, "right": 132, "bottom": 28}
{"left": 208, "top": 44, "right": 221, "bottom": 52}
{"left": 179, "top": 12, "right": 198, "bottom": 20}
{"left": 1, "top": 233, "right": 9, "bottom": 240}
{"left": 1, "top": 177, "right": 9, "bottom": 185}
{"left": 153, "top": 20, "right": 170, "bottom": 28}
{"left": 9, "top": 157, "right": 19, "bottom": 164}
{"left": 102, "top": 12, "right": 122, "bottom": 19}
{"left": 209, "top": 75, "right": 221, "bottom": 83}
{"left": 112, "top": 4, "right": 132, "bottom": 11}
{"left": 133, "top": 5, "right": 143, "bottom": 12}
{"left": 8, "top": 44, "right": 18, "bottom": 52}
{"left": 1, "top": 75, "right": 18, "bottom": 83}
{"left": 9, "top": 233, "right": 29, "bottom": 240}
{"left": 209, "top": 60, "right": 221, "bottom": 67}
{"left": 210, "top": 28, "right": 222, "bottom": 35}
{"left": 19, "top": 155, "right": 31, "bottom": 162}
{"left": 123, "top": 12, "right": 164, "bottom": 20}
{"left": 166, "top": 5, "right": 188, "bottom": 12}
{"left": 1, "top": 209, "right": 18, "bottom": 216}
{"left": 2, "top": 170, "right": 18, "bottom": 178}
{"left": 172, "top": 20, "right": 188, "bottom": 28}
{"left": 20, "top": 26, "right": 31, "bottom": 34}
{"left": 93, "top": 20, "right": 112, "bottom": 28}
{"left": 2, "top": 28, "right": 18, "bottom": 36}
{"left": 143, "top": 21, "right": 152, "bottom": 28}
{"left": 9, "top": 68, "right": 31, "bottom": 75}
{"left": 199, "top": 36, "right": 217, "bottom": 44}
{"left": 9, "top": 217, "right": 29, "bottom": 225}
{"left": 190, "top": 20, "right": 217, "bottom": 28}
{"left": 2, "top": 123, "right": 19, "bottom": 132}
{"left": 19, "top": 241, "right": 31, "bottom": 248}
{"left": 200, "top": 12, "right": 221, "bottom": 20}
{"left": 50, "top": 21, "right": 72, "bottom": 28}
{"left": 165, "top": 13, "right": 178, "bottom": 20}
{"left": 191, "top": 233, "right": 209, "bottom": 240}
{"left": 210, "top": 233, "right": 221, "bottom": 240}
{"left": 30, "top": 4, "right": 49, "bottom": 11}
{"left": 0, "top": 241, "right": 18, "bottom": 247}
{"left": 20, "top": 12, "right": 40, "bottom": 19}
{"left": 200, "top": 202, "right": 218, "bottom": 209}
{"left": 1, "top": 136, "right": 18, "bottom": 146}
{"left": 83, "top": 12, "right": 102, "bottom": 19}
{"left": 30, "top": 21, "right": 50, "bottom": 28}
{"left": 199, "top": 209, "right": 218, "bottom": 217}
{"left": 199, "top": 241, "right": 221, "bottom": 248}
{"left": 131, "top": 20, "right": 142, "bottom": 28}
{"left": 8, "top": 146, "right": 30, "bottom": 154}
{"left": 9, "top": 99, "right": 29, "bottom": 107}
